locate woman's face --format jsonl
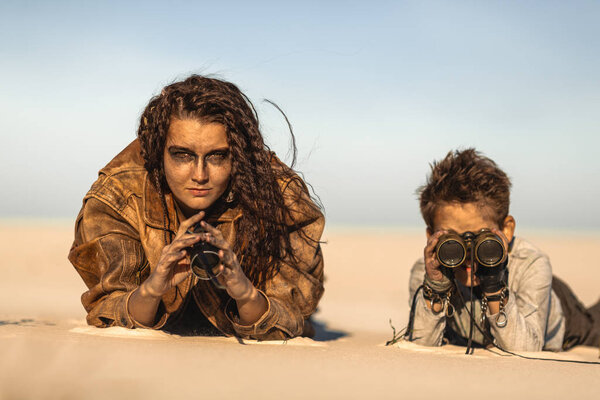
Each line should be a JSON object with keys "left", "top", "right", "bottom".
{"left": 163, "top": 118, "right": 232, "bottom": 217}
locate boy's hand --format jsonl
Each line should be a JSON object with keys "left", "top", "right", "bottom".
{"left": 424, "top": 230, "right": 448, "bottom": 282}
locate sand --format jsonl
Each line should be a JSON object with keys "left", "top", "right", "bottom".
{"left": 1, "top": 221, "right": 599, "bottom": 399}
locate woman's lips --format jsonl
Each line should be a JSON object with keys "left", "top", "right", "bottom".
{"left": 188, "top": 188, "right": 211, "bottom": 197}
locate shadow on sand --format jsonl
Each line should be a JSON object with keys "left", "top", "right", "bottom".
{"left": 0, "top": 318, "right": 56, "bottom": 327}
{"left": 311, "top": 318, "right": 348, "bottom": 342}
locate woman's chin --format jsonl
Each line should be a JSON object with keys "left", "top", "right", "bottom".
{"left": 177, "top": 196, "right": 220, "bottom": 216}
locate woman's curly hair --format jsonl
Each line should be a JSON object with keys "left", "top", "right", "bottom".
{"left": 418, "top": 148, "right": 511, "bottom": 231}
{"left": 137, "top": 75, "right": 321, "bottom": 287}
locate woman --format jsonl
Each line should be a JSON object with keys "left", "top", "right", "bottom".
{"left": 68, "top": 75, "right": 325, "bottom": 340}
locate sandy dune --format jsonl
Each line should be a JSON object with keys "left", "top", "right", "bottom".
{"left": 1, "top": 221, "right": 599, "bottom": 399}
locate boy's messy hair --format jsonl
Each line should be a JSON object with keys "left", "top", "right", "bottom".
{"left": 418, "top": 148, "right": 511, "bottom": 230}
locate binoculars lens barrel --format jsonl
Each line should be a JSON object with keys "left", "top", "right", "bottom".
{"left": 437, "top": 239, "right": 465, "bottom": 267}
{"left": 476, "top": 238, "right": 504, "bottom": 267}
{"left": 435, "top": 230, "right": 506, "bottom": 268}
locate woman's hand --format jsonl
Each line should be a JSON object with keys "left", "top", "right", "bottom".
{"left": 198, "top": 221, "right": 254, "bottom": 300}
{"left": 141, "top": 211, "right": 206, "bottom": 298}
{"left": 129, "top": 211, "right": 205, "bottom": 326}
{"left": 424, "top": 230, "right": 448, "bottom": 282}
{"left": 199, "top": 221, "right": 268, "bottom": 325}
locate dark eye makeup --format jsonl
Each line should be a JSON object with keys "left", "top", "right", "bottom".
{"left": 167, "top": 146, "right": 230, "bottom": 163}
{"left": 206, "top": 149, "right": 230, "bottom": 160}
{"left": 169, "top": 148, "right": 195, "bottom": 162}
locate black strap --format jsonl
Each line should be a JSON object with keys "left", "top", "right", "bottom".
{"left": 406, "top": 285, "right": 424, "bottom": 341}
{"left": 466, "top": 251, "right": 475, "bottom": 355}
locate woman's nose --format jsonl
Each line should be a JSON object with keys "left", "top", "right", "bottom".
{"left": 192, "top": 160, "right": 209, "bottom": 183}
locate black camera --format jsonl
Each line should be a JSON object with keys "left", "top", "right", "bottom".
{"left": 186, "top": 224, "right": 221, "bottom": 280}
{"left": 435, "top": 229, "right": 506, "bottom": 268}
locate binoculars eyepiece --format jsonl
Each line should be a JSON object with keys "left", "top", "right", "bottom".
{"left": 186, "top": 224, "right": 221, "bottom": 280}
{"left": 435, "top": 229, "right": 506, "bottom": 269}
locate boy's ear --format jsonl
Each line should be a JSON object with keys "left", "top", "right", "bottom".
{"left": 501, "top": 215, "right": 516, "bottom": 241}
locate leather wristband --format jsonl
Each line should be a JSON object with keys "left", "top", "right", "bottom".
{"left": 484, "top": 287, "right": 509, "bottom": 302}
{"left": 422, "top": 277, "right": 454, "bottom": 316}
{"left": 423, "top": 273, "right": 453, "bottom": 294}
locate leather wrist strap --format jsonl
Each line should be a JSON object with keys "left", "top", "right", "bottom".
{"left": 422, "top": 281, "right": 455, "bottom": 317}
{"left": 483, "top": 287, "right": 509, "bottom": 302}
{"left": 423, "top": 273, "right": 453, "bottom": 293}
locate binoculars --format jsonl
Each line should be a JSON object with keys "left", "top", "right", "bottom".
{"left": 186, "top": 224, "right": 221, "bottom": 281}
{"left": 435, "top": 229, "right": 507, "bottom": 268}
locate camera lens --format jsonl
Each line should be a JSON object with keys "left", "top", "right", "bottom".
{"left": 476, "top": 237, "right": 504, "bottom": 267}
{"left": 437, "top": 238, "right": 466, "bottom": 267}
{"left": 189, "top": 241, "right": 221, "bottom": 280}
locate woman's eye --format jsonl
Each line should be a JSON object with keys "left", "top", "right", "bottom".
{"left": 206, "top": 152, "right": 229, "bottom": 162}
{"left": 172, "top": 152, "right": 194, "bottom": 161}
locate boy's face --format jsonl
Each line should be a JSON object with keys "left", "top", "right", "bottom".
{"left": 428, "top": 202, "right": 515, "bottom": 287}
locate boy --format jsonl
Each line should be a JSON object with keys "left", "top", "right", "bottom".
{"left": 407, "top": 149, "right": 600, "bottom": 351}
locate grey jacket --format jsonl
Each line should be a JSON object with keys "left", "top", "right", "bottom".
{"left": 408, "top": 236, "right": 565, "bottom": 351}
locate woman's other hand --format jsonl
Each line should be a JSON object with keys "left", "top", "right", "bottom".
{"left": 200, "top": 221, "right": 268, "bottom": 325}
{"left": 199, "top": 220, "right": 254, "bottom": 300}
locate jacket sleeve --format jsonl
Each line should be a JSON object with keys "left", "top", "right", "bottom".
{"left": 68, "top": 197, "right": 167, "bottom": 329}
{"left": 226, "top": 176, "right": 325, "bottom": 340}
{"left": 486, "top": 254, "right": 554, "bottom": 351}
{"left": 407, "top": 258, "right": 447, "bottom": 346}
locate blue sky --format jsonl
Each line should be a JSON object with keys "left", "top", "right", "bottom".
{"left": 1, "top": 1, "right": 599, "bottom": 229}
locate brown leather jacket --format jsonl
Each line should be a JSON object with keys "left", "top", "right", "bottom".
{"left": 68, "top": 140, "right": 324, "bottom": 340}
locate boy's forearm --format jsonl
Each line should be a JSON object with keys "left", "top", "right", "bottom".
{"left": 487, "top": 294, "right": 545, "bottom": 351}
{"left": 410, "top": 293, "right": 447, "bottom": 346}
